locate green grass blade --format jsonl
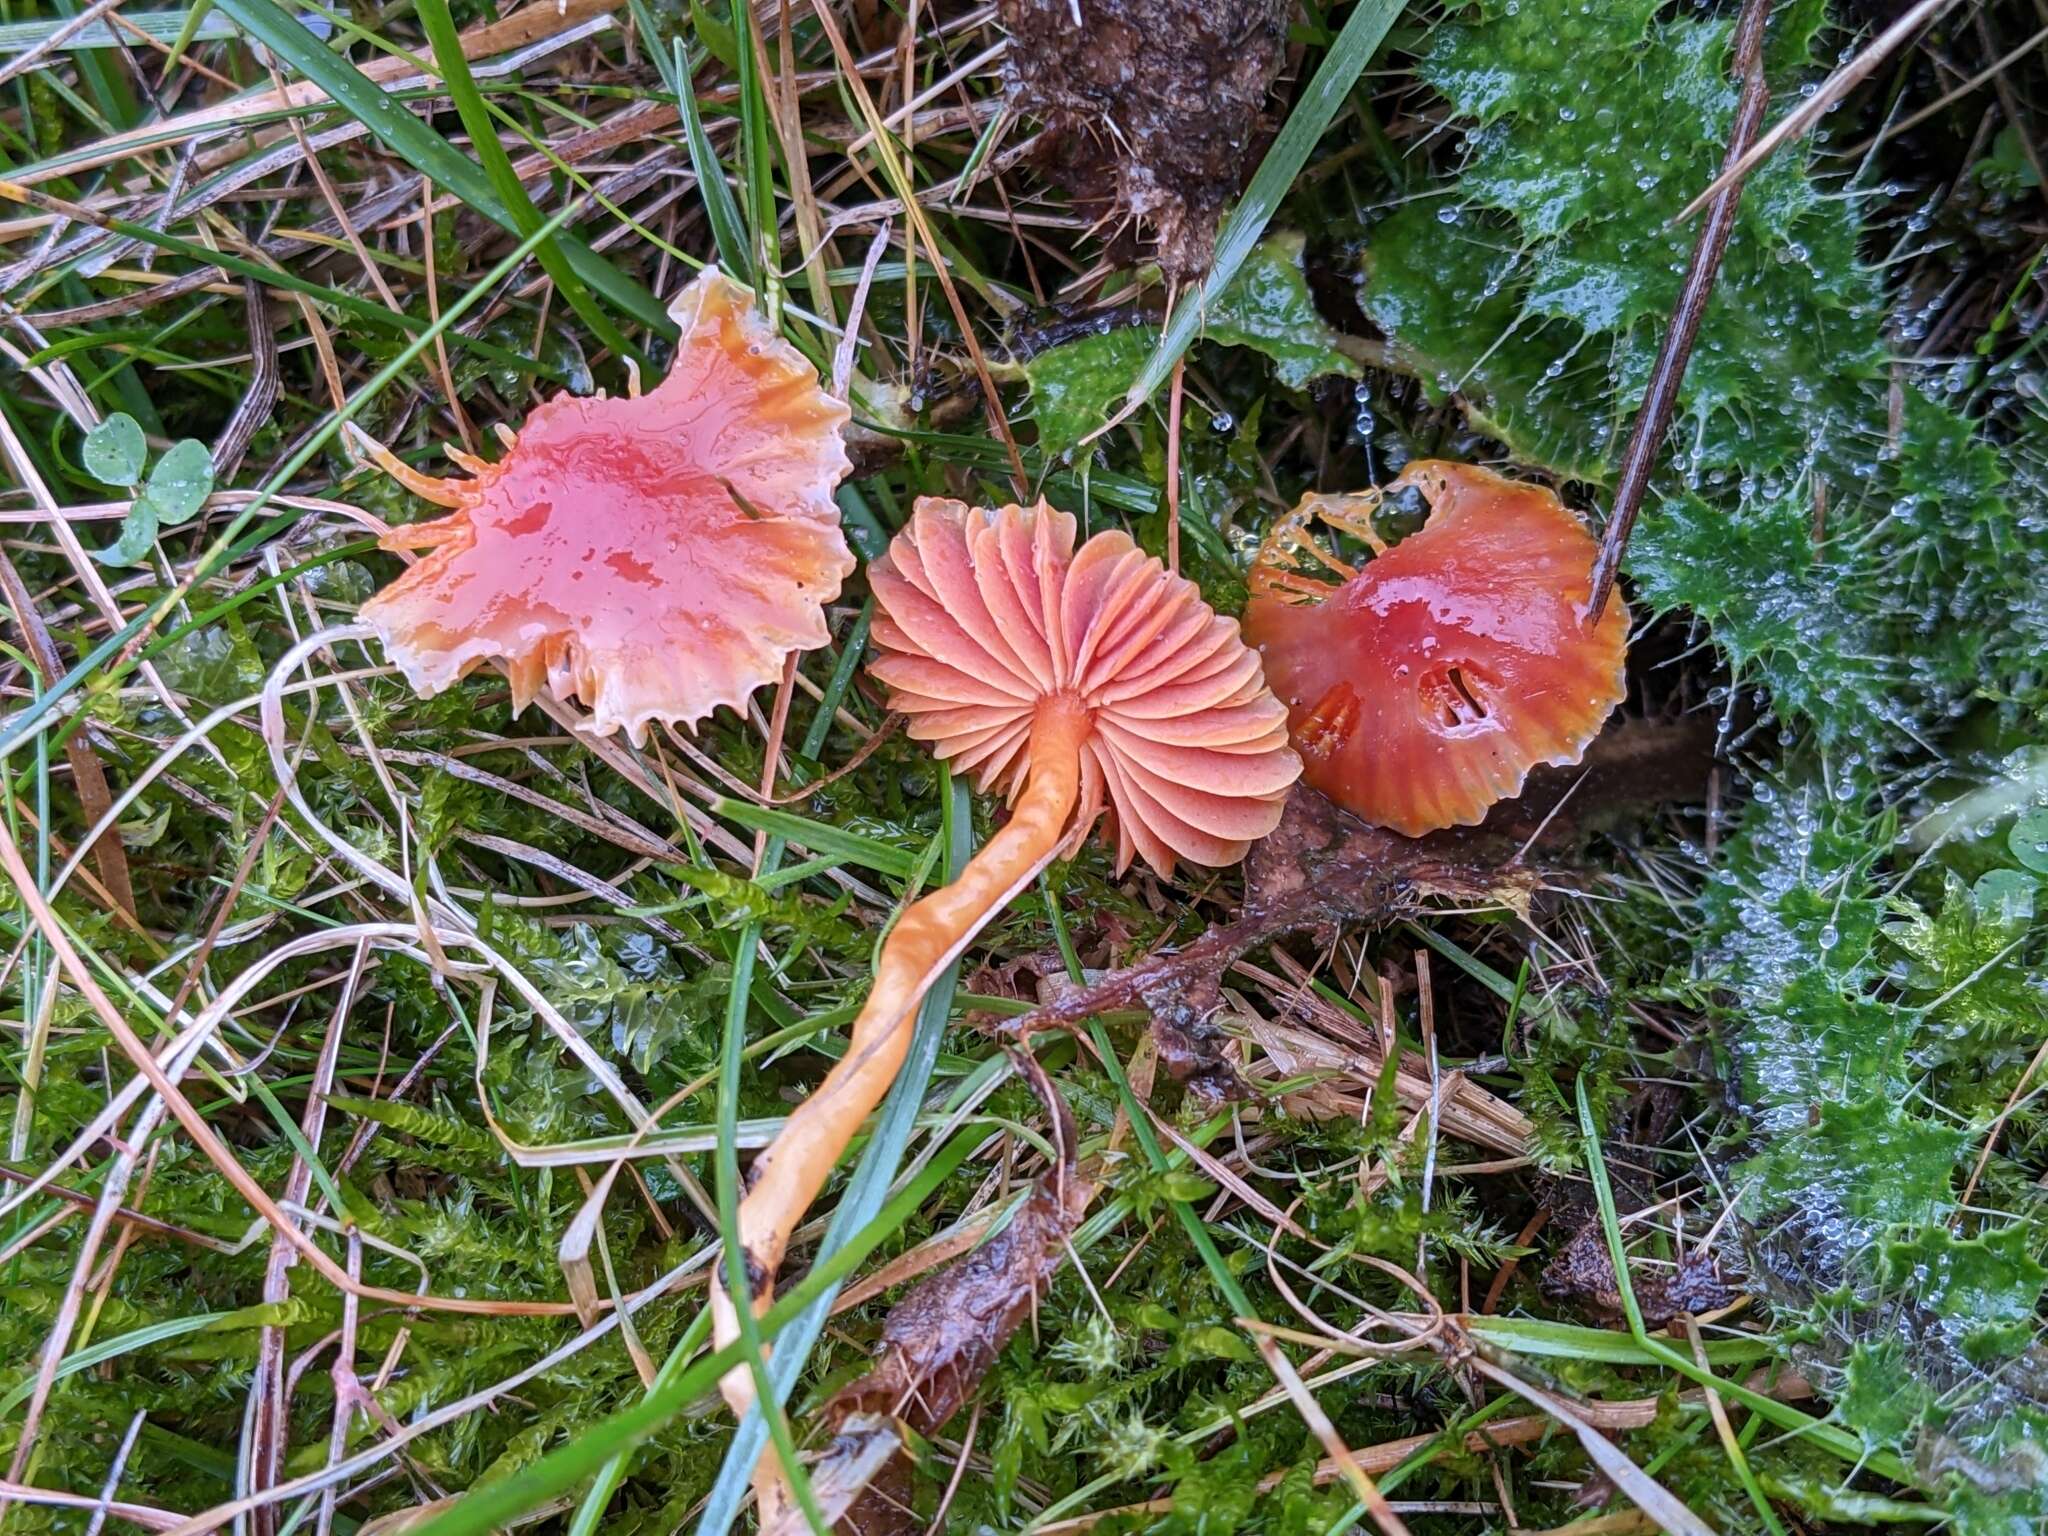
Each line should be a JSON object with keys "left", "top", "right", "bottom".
{"left": 0, "top": 6, "right": 244, "bottom": 52}
{"left": 731, "top": 0, "right": 776, "bottom": 308}
{"left": 1408, "top": 922, "right": 1518, "bottom": 1002}
{"left": 564, "top": 600, "right": 892, "bottom": 1531}
{"left": 414, "top": 0, "right": 641, "bottom": 362}
{"left": 0, "top": 1302, "right": 288, "bottom": 1416}
{"left": 1041, "top": 867, "right": 1262, "bottom": 1318}
{"left": 712, "top": 920, "right": 832, "bottom": 1534}
{"left": 211, "top": 0, "right": 671, "bottom": 336}
{"left": 626, "top": 0, "right": 685, "bottom": 100}
{"left": 396, "top": 1124, "right": 984, "bottom": 1536}
{"left": 664, "top": 28, "right": 752, "bottom": 285}
{"left": 158, "top": 0, "right": 220, "bottom": 76}
{"left": 703, "top": 797, "right": 917, "bottom": 879}
{"left": 563, "top": 1309, "right": 713, "bottom": 1536}
{"left": 1574, "top": 1076, "right": 1914, "bottom": 1484}
{"left": 51, "top": 0, "right": 138, "bottom": 125}
{"left": 1465, "top": 1315, "right": 1772, "bottom": 1368}
{"left": 1121, "top": 0, "right": 1403, "bottom": 410}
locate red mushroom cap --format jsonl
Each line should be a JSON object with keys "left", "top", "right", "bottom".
{"left": 1244, "top": 461, "right": 1627, "bottom": 837}
{"left": 359, "top": 269, "right": 852, "bottom": 744}
{"left": 867, "top": 498, "right": 1301, "bottom": 876}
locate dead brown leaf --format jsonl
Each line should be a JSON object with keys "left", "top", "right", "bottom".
{"left": 1539, "top": 1222, "right": 1736, "bottom": 1331}
{"left": 829, "top": 1165, "right": 1091, "bottom": 1427}
{"left": 998, "top": 717, "right": 1717, "bottom": 1104}
{"left": 999, "top": 784, "right": 1529, "bottom": 1104}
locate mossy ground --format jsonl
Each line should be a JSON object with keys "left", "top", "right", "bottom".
{"left": 2, "top": 2, "right": 2046, "bottom": 1533}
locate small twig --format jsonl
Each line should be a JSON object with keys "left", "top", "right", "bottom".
{"left": 922, "top": 1399, "right": 982, "bottom": 1536}
{"left": 763, "top": 714, "right": 904, "bottom": 805}
{"left": 1245, "top": 1331, "right": 1413, "bottom": 1536}
{"left": 1958, "top": 1031, "right": 2048, "bottom": 1213}
{"left": 1672, "top": 0, "right": 1965, "bottom": 222}
{"left": 833, "top": 220, "right": 892, "bottom": 399}
{"left": 1848, "top": 17, "right": 2048, "bottom": 157}
{"left": 0, "top": 0, "right": 125, "bottom": 88}
{"left": 418, "top": 174, "right": 478, "bottom": 453}
{"left": 1586, "top": 0, "right": 1774, "bottom": 622}
{"left": 211, "top": 281, "right": 282, "bottom": 479}
{"left": 83, "top": 1411, "right": 148, "bottom": 1536}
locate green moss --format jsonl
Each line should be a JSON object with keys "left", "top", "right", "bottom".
{"left": 1364, "top": 3, "right": 2048, "bottom": 1509}
{"left": 1362, "top": 0, "right": 2047, "bottom": 748}
{"left": 1703, "top": 780, "right": 2048, "bottom": 1513}
{"left": 11, "top": 1, "right": 2048, "bottom": 1529}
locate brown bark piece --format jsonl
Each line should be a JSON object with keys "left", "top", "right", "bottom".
{"left": 999, "top": 0, "right": 1292, "bottom": 278}
{"left": 809, "top": 1060, "right": 1091, "bottom": 1534}
{"left": 999, "top": 716, "right": 1718, "bottom": 1104}
{"left": 828, "top": 1169, "right": 1092, "bottom": 1435}
{"left": 1004, "top": 784, "right": 1530, "bottom": 1105}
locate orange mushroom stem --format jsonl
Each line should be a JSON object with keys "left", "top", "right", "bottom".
{"left": 713, "top": 497, "right": 1300, "bottom": 1523}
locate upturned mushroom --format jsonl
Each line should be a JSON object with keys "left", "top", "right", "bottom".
{"left": 357, "top": 268, "right": 853, "bottom": 743}
{"left": 1244, "top": 461, "right": 1628, "bottom": 836}
{"left": 713, "top": 496, "right": 1301, "bottom": 1520}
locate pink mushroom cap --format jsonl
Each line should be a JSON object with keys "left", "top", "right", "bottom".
{"left": 1245, "top": 461, "right": 1628, "bottom": 837}
{"left": 359, "top": 269, "right": 853, "bottom": 744}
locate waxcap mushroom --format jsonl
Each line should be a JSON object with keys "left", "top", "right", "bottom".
{"left": 714, "top": 495, "right": 1299, "bottom": 1528}
{"left": 359, "top": 268, "right": 852, "bottom": 743}
{"left": 1245, "top": 461, "right": 1628, "bottom": 837}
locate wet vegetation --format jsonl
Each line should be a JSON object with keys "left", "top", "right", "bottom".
{"left": 3, "top": 1, "right": 2047, "bottom": 1534}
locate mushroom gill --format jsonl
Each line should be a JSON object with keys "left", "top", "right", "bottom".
{"left": 868, "top": 496, "right": 1302, "bottom": 876}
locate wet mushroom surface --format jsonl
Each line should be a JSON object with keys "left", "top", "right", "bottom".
{"left": 1245, "top": 461, "right": 1629, "bottom": 837}
{"left": 359, "top": 269, "right": 853, "bottom": 743}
